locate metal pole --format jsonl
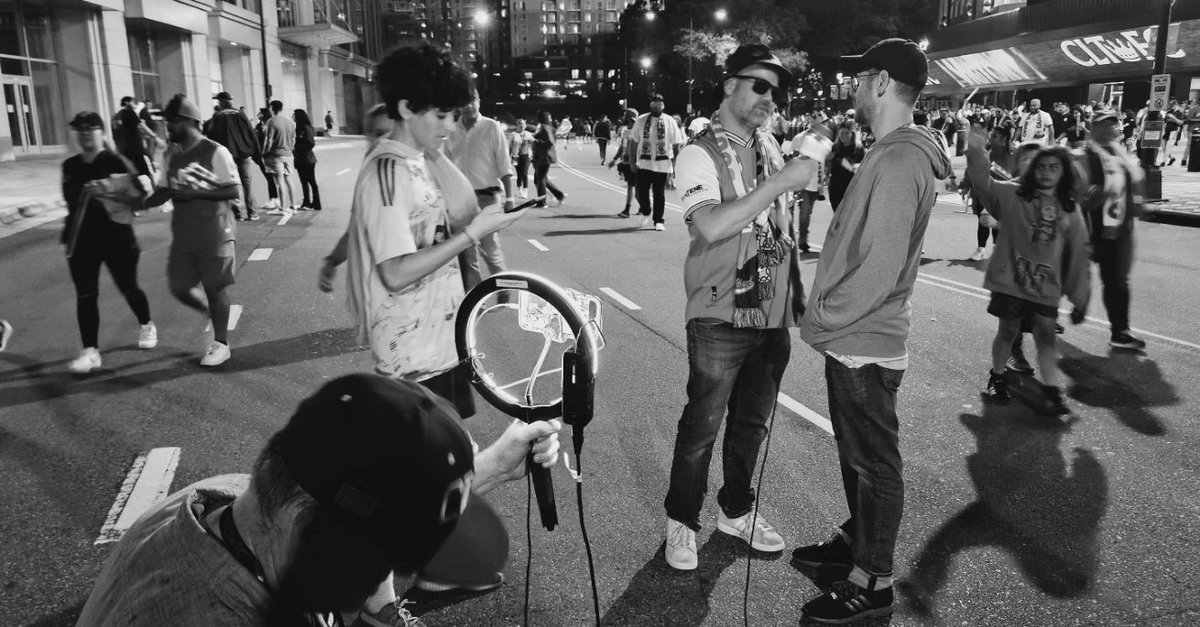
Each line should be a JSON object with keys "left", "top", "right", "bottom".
{"left": 687, "top": 17, "right": 693, "bottom": 115}
{"left": 1138, "top": 0, "right": 1172, "bottom": 201}
{"left": 259, "top": 0, "right": 271, "bottom": 105}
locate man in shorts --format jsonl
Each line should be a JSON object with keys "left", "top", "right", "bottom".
{"left": 147, "top": 94, "right": 240, "bottom": 367}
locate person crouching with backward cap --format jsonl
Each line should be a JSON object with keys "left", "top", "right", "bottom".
{"left": 77, "top": 373, "right": 561, "bottom": 627}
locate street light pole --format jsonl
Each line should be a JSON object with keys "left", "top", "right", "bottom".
{"left": 1139, "top": 0, "right": 1174, "bottom": 201}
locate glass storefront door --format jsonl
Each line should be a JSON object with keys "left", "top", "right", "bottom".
{"left": 2, "top": 77, "right": 38, "bottom": 154}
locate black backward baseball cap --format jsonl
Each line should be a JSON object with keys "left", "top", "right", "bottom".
{"left": 69, "top": 111, "right": 105, "bottom": 130}
{"left": 724, "top": 44, "right": 794, "bottom": 89}
{"left": 275, "top": 374, "right": 502, "bottom": 572}
{"left": 840, "top": 38, "right": 929, "bottom": 90}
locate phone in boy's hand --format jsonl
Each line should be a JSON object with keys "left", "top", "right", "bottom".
{"left": 505, "top": 195, "right": 548, "bottom": 213}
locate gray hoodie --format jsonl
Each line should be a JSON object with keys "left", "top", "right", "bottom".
{"left": 800, "top": 125, "right": 953, "bottom": 358}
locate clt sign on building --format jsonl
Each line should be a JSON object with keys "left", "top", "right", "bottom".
{"left": 926, "top": 21, "right": 1199, "bottom": 93}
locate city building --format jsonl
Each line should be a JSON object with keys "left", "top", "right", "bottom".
{"left": 0, "top": 0, "right": 381, "bottom": 162}
{"left": 925, "top": 0, "right": 1200, "bottom": 110}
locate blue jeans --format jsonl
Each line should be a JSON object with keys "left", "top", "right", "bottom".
{"left": 664, "top": 319, "right": 791, "bottom": 530}
{"left": 824, "top": 355, "right": 905, "bottom": 577}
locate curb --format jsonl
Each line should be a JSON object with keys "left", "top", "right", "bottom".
{"left": 0, "top": 199, "right": 65, "bottom": 225}
{"left": 1143, "top": 206, "right": 1200, "bottom": 227}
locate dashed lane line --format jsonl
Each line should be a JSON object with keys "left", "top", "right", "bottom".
{"left": 247, "top": 247, "right": 273, "bottom": 261}
{"left": 528, "top": 239, "right": 549, "bottom": 251}
{"left": 599, "top": 287, "right": 642, "bottom": 311}
{"left": 278, "top": 213, "right": 293, "bottom": 226}
{"left": 336, "top": 168, "right": 352, "bottom": 176}
{"left": 95, "top": 447, "right": 180, "bottom": 545}
{"left": 777, "top": 393, "right": 834, "bottom": 436}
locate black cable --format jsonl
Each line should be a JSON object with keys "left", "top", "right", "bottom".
{"left": 743, "top": 400, "right": 780, "bottom": 627}
{"left": 573, "top": 448, "right": 601, "bottom": 625}
{"left": 524, "top": 470, "right": 533, "bottom": 627}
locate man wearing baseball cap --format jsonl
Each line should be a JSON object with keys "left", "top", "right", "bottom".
{"left": 205, "top": 91, "right": 263, "bottom": 221}
{"left": 663, "top": 42, "right": 821, "bottom": 572}
{"left": 78, "top": 373, "right": 562, "bottom": 626}
{"left": 795, "top": 38, "right": 951, "bottom": 623}
{"left": 146, "top": 94, "right": 241, "bottom": 367}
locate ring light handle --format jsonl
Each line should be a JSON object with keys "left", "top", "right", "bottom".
{"left": 529, "top": 459, "right": 558, "bottom": 531}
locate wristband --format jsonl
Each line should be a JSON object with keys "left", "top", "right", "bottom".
{"left": 464, "top": 230, "right": 481, "bottom": 246}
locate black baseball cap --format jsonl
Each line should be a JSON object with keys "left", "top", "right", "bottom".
{"left": 840, "top": 38, "right": 929, "bottom": 90}
{"left": 276, "top": 374, "right": 499, "bottom": 573}
{"left": 69, "top": 111, "right": 105, "bottom": 131}
{"left": 649, "top": 92, "right": 664, "bottom": 102}
{"left": 724, "top": 44, "right": 794, "bottom": 89}
{"left": 214, "top": 91, "right": 234, "bottom": 101}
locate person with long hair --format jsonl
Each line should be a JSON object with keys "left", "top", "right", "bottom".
{"left": 60, "top": 111, "right": 156, "bottom": 374}
{"left": 966, "top": 129, "right": 1091, "bottom": 415}
{"left": 826, "top": 119, "right": 865, "bottom": 212}
{"left": 532, "top": 110, "right": 565, "bottom": 207}
{"left": 1057, "top": 107, "right": 1089, "bottom": 148}
{"left": 292, "top": 108, "right": 322, "bottom": 211}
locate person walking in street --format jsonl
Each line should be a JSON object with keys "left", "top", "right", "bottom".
{"left": 113, "top": 96, "right": 152, "bottom": 177}
{"left": 664, "top": 43, "right": 820, "bottom": 572}
{"left": 966, "top": 133, "right": 1091, "bottom": 414}
{"left": 262, "top": 100, "right": 297, "bottom": 216}
{"left": 1182, "top": 99, "right": 1200, "bottom": 167}
{"left": 827, "top": 119, "right": 865, "bottom": 212}
{"left": 324, "top": 109, "right": 334, "bottom": 136}
{"left": 61, "top": 111, "right": 156, "bottom": 374}
{"left": 446, "top": 90, "right": 517, "bottom": 290}
{"left": 292, "top": 108, "right": 321, "bottom": 211}
{"left": 1014, "top": 98, "right": 1055, "bottom": 146}
{"left": 611, "top": 108, "right": 639, "bottom": 217}
{"left": 254, "top": 107, "right": 280, "bottom": 210}
{"left": 510, "top": 119, "right": 534, "bottom": 199}
{"left": 145, "top": 94, "right": 240, "bottom": 367}
{"left": 532, "top": 110, "right": 565, "bottom": 207}
{"left": 555, "top": 115, "right": 572, "bottom": 151}
{"left": 593, "top": 115, "right": 612, "bottom": 165}
{"left": 344, "top": 43, "right": 535, "bottom": 607}
{"left": 1078, "top": 109, "right": 1147, "bottom": 351}
{"left": 204, "top": 92, "right": 262, "bottom": 221}
{"left": 629, "top": 93, "right": 684, "bottom": 231}
{"left": 795, "top": 38, "right": 952, "bottom": 624}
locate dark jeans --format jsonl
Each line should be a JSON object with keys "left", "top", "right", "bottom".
{"left": 796, "top": 190, "right": 817, "bottom": 248}
{"left": 597, "top": 138, "right": 609, "bottom": 162}
{"left": 515, "top": 154, "right": 531, "bottom": 190}
{"left": 829, "top": 177, "right": 850, "bottom": 213}
{"left": 664, "top": 319, "right": 791, "bottom": 530}
{"left": 1094, "top": 234, "right": 1134, "bottom": 333}
{"left": 533, "top": 161, "right": 563, "bottom": 206}
{"left": 296, "top": 159, "right": 321, "bottom": 209}
{"left": 235, "top": 157, "right": 258, "bottom": 218}
{"left": 825, "top": 356, "right": 905, "bottom": 577}
{"left": 976, "top": 225, "right": 998, "bottom": 248}
{"left": 635, "top": 169, "right": 668, "bottom": 224}
{"left": 68, "top": 245, "right": 151, "bottom": 349}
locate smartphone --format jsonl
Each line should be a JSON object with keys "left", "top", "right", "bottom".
{"left": 506, "top": 195, "right": 548, "bottom": 213}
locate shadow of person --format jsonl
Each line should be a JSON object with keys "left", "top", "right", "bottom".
{"left": 898, "top": 409, "right": 1108, "bottom": 618}
{"left": 1058, "top": 339, "right": 1176, "bottom": 436}
{"left": 600, "top": 531, "right": 777, "bottom": 626}
{"left": 945, "top": 257, "right": 987, "bottom": 271}
{"left": 24, "top": 599, "right": 86, "bottom": 627}
{"left": 0, "top": 328, "right": 364, "bottom": 411}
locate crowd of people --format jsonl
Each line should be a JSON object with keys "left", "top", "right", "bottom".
{"left": 0, "top": 22, "right": 1169, "bottom": 626}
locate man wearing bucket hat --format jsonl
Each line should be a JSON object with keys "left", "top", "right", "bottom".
{"left": 78, "top": 373, "right": 561, "bottom": 626}
{"left": 796, "top": 38, "right": 951, "bottom": 624}
{"left": 662, "top": 43, "right": 824, "bottom": 572}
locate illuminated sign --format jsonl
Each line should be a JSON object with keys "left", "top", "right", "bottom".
{"left": 933, "top": 47, "right": 1048, "bottom": 88}
{"left": 1059, "top": 24, "right": 1186, "bottom": 67}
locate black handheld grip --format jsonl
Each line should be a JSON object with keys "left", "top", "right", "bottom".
{"left": 529, "top": 456, "right": 557, "bottom": 531}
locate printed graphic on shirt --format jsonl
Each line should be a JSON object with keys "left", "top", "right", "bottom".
{"left": 1014, "top": 256, "right": 1053, "bottom": 292}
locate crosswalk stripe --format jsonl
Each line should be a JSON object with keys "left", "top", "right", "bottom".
{"left": 95, "top": 447, "right": 180, "bottom": 545}
{"left": 247, "top": 247, "right": 273, "bottom": 261}
{"left": 528, "top": 239, "right": 549, "bottom": 251}
{"left": 599, "top": 287, "right": 642, "bottom": 311}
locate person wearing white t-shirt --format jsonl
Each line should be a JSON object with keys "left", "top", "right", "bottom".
{"left": 1015, "top": 99, "right": 1054, "bottom": 146}
{"left": 629, "top": 93, "right": 685, "bottom": 230}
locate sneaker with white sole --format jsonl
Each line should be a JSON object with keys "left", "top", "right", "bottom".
{"left": 138, "top": 323, "right": 158, "bottom": 349}
{"left": 716, "top": 508, "right": 785, "bottom": 552}
{"left": 413, "top": 572, "right": 504, "bottom": 593}
{"left": 200, "top": 341, "right": 231, "bottom": 367}
{"left": 265, "top": 208, "right": 287, "bottom": 215}
{"left": 968, "top": 247, "right": 986, "bottom": 261}
{"left": 354, "top": 599, "right": 426, "bottom": 627}
{"left": 69, "top": 347, "right": 102, "bottom": 374}
{"left": 654, "top": 223, "right": 665, "bottom": 231}
{"left": 665, "top": 518, "right": 698, "bottom": 570}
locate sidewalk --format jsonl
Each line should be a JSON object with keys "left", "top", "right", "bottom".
{"left": 0, "top": 136, "right": 365, "bottom": 240}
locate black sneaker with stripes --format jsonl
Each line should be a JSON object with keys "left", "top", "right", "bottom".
{"left": 801, "top": 579, "right": 894, "bottom": 624}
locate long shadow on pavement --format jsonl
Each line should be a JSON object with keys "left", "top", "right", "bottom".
{"left": 600, "top": 532, "right": 780, "bottom": 626}
{"left": 897, "top": 405, "right": 1108, "bottom": 619}
{"left": 0, "top": 328, "right": 363, "bottom": 411}
{"left": 1059, "top": 339, "right": 1177, "bottom": 436}
{"left": 541, "top": 227, "right": 651, "bottom": 237}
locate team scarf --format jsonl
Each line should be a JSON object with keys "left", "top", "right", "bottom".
{"left": 1087, "top": 138, "right": 1145, "bottom": 237}
{"left": 708, "top": 111, "right": 794, "bottom": 328}
{"left": 639, "top": 113, "right": 670, "bottom": 162}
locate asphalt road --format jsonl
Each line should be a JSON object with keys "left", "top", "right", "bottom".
{"left": 2, "top": 138, "right": 1199, "bottom": 627}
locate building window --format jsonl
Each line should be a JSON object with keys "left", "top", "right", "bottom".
{"left": 126, "top": 27, "right": 161, "bottom": 108}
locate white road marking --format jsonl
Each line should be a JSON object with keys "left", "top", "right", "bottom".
{"left": 599, "top": 287, "right": 642, "bottom": 310}
{"left": 336, "top": 168, "right": 352, "bottom": 176}
{"left": 528, "top": 239, "right": 549, "bottom": 251}
{"left": 278, "top": 212, "right": 293, "bottom": 226}
{"left": 559, "top": 163, "right": 685, "bottom": 213}
{"left": 95, "top": 447, "right": 181, "bottom": 545}
{"left": 247, "top": 247, "right": 273, "bottom": 261}
{"left": 203, "top": 305, "right": 243, "bottom": 332}
{"left": 777, "top": 392, "right": 834, "bottom": 436}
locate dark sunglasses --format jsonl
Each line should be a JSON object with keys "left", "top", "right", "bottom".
{"left": 732, "top": 75, "right": 785, "bottom": 103}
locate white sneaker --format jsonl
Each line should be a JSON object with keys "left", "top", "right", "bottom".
{"left": 138, "top": 323, "right": 158, "bottom": 349}
{"left": 968, "top": 247, "right": 986, "bottom": 261}
{"left": 654, "top": 223, "right": 665, "bottom": 231}
{"left": 265, "top": 208, "right": 287, "bottom": 216}
{"left": 716, "top": 509, "right": 785, "bottom": 552}
{"left": 665, "top": 518, "right": 698, "bottom": 570}
{"left": 640, "top": 215, "right": 652, "bottom": 228}
{"left": 69, "top": 347, "right": 102, "bottom": 374}
{"left": 263, "top": 198, "right": 280, "bottom": 210}
{"left": 519, "top": 188, "right": 529, "bottom": 199}
{"left": 200, "top": 341, "right": 231, "bottom": 367}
